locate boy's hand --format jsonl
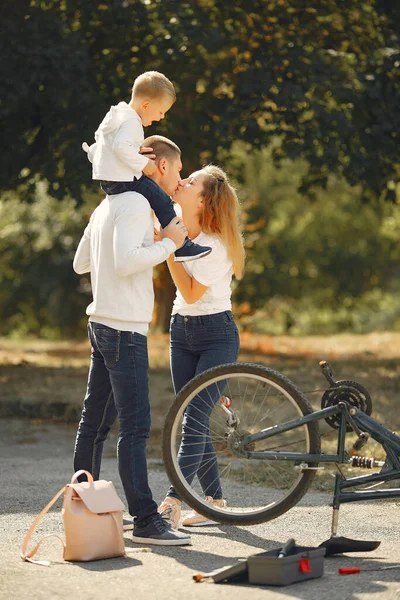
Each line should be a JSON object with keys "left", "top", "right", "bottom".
{"left": 140, "top": 146, "right": 156, "bottom": 159}
{"left": 142, "top": 159, "right": 157, "bottom": 176}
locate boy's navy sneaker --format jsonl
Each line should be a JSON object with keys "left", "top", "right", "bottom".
{"left": 132, "top": 514, "right": 191, "bottom": 546}
{"left": 174, "top": 238, "right": 211, "bottom": 262}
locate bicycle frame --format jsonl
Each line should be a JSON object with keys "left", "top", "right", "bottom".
{"left": 240, "top": 403, "right": 400, "bottom": 504}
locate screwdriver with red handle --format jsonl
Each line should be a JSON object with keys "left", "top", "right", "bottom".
{"left": 339, "top": 566, "right": 400, "bottom": 575}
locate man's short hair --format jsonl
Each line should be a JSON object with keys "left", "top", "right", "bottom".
{"left": 142, "top": 135, "right": 181, "bottom": 163}
{"left": 132, "top": 71, "right": 176, "bottom": 102}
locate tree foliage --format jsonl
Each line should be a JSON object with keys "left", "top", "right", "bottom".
{"left": 1, "top": 0, "right": 399, "bottom": 200}
{"left": 0, "top": 184, "right": 91, "bottom": 337}
{"left": 2, "top": 1, "right": 400, "bottom": 337}
{"left": 1, "top": 148, "right": 400, "bottom": 338}
{"left": 232, "top": 143, "right": 400, "bottom": 334}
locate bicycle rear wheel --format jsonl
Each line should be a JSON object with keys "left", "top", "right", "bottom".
{"left": 162, "top": 363, "right": 321, "bottom": 526}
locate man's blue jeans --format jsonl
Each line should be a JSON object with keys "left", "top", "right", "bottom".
{"left": 73, "top": 322, "right": 158, "bottom": 523}
{"left": 167, "top": 311, "right": 239, "bottom": 500}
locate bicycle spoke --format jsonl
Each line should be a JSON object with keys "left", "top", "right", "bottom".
{"left": 165, "top": 364, "right": 319, "bottom": 524}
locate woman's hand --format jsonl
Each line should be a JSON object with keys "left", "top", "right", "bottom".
{"left": 154, "top": 227, "right": 161, "bottom": 243}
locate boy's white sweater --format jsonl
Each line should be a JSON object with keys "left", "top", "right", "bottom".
{"left": 73, "top": 192, "right": 175, "bottom": 334}
{"left": 84, "top": 102, "right": 149, "bottom": 181}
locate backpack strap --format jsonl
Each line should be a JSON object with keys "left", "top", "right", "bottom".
{"left": 21, "top": 485, "right": 66, "bottom": 566}
{"left": 70, "top": 469, "right": 94, "bottom": 484}
{"left": 21, "top": 470, "right": 150, "bottom": 564}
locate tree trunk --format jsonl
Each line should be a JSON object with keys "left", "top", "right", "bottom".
{"left": 153, "top": 263, "right": 175, "bottom": 333}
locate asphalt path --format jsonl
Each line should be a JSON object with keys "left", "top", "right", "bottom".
{"left": 1, "top": 419, "right": 399, "bottom": 600}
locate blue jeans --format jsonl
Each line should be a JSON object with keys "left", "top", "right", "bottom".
{"left": 167, "top": 311, "right": 239, "bottom": 500}
{"left": 73, "top": 322, "right": 158, "bottom": 523}
{"left": 100, "top": 175, "right": 176, "bottom": 228}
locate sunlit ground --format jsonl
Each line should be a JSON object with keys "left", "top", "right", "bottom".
{"left": 1, "top": 332, "right": 400, "bottom": 490}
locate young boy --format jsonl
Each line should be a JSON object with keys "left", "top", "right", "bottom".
{"left": 82, "top": 71, "right": 211, "bottom": 261}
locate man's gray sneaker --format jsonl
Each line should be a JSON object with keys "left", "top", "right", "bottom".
{"left": 132, "top": 514, "right": 191, "bottom": 546}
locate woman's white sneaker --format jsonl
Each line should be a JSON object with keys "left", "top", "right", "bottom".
{"left": 158, "top": 496, "right": 182, "bottom": 529}
{"left": 182, "top": 496, "right": 226, "bottom": 527}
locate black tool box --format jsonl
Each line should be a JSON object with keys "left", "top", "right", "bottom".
{"left": 193, "top": 541, "right": 326, "bottom": 586}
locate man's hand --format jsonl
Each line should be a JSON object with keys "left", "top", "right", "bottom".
{"left": 142, "top": 159, "right": 157, "bottom": 177}
{"left": 161, "top": 217, "right": 187, "bottom": 250}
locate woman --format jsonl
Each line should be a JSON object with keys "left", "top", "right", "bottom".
{"left": 158, "top": 164, "right": 245, "bottom": 528}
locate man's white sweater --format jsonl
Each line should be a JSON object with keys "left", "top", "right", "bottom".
{"left": 73, "top": 192, "right": 175, "bottom": 334}
{"left": 84, "top": 102, "right": 149, "bottom": 181}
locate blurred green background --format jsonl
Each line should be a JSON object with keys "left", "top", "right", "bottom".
{"left": 1, "top": 0, "right": 400, "bottom": 339}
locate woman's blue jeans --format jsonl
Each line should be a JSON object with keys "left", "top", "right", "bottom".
{"left": 167, "top": 311, "right": 239, "bottom": 500}
{"left": 73, "top": 322, "right": 158, "bottom": 523}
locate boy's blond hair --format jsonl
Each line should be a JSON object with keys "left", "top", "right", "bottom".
{"left": 132, "top": 71, "right": 176, "bottom": 103}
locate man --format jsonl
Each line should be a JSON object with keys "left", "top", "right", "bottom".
{"left": 73, "top": 135, "right": 191, "bottom": 545}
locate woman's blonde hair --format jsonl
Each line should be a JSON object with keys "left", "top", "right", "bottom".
{"left": 198, "top": 165, "right": 245, "bottom": 279}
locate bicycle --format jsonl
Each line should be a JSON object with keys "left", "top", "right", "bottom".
{"left": 162, "top": 360, "right": 400, "bottom": 545}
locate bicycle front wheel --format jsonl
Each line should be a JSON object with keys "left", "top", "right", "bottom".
{"left": 162, "top": 363, "right": 321, "bottom": 526}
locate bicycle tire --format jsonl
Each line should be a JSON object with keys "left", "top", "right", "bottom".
{"left": 162, "top": 362, "right": 321, "bottom": 526}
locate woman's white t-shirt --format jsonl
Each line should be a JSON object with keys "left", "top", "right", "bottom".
{"left": 172, "top": 232, "right": 233, "bottom": 316}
